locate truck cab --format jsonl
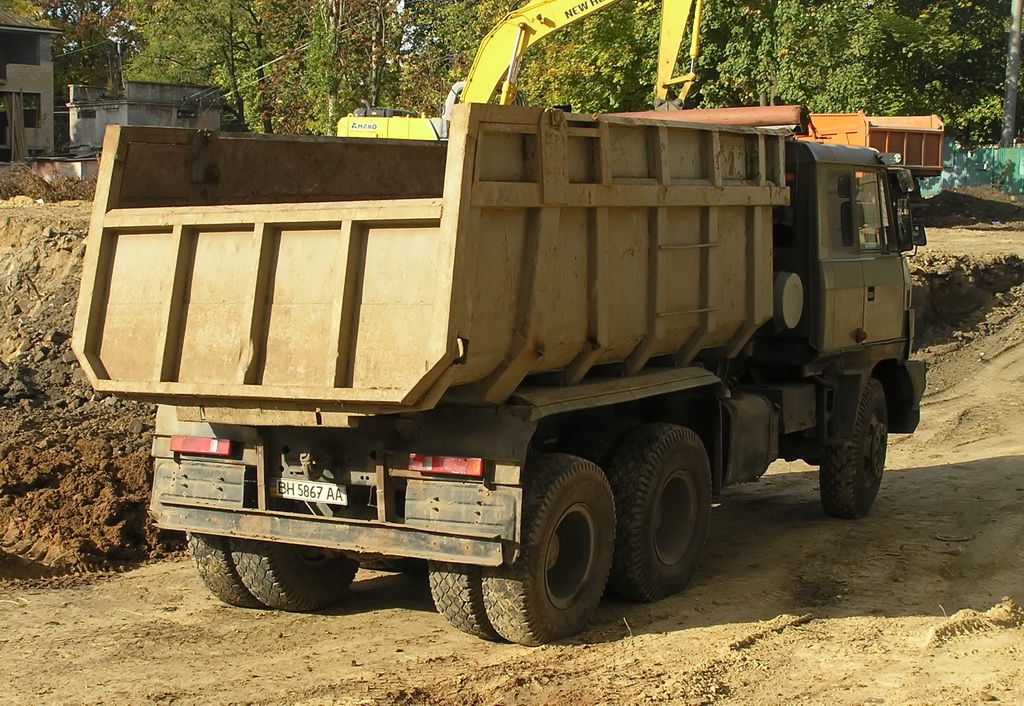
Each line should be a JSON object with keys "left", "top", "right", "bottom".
{"left": 762, "top": 139, "right": 925, "bottom": 458}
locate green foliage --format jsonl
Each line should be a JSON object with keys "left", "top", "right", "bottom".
{"left": 520, "top": 1, "right": 662, "bottom": 113}
{"left": 0, "top": 1, "right": 43, "bottom": 16}
{"left": 23, "top": 0, "right": 1006, "bottom": 144}
{"left": 398, "top": 0, "right": 511, "bottom": 115}
{"left": 126, "top": 0, "right": 408, "bottom": 134}
{"left": 698, "top": 0, "right": 1009, "bottom": 143}
{"left": 304, "top": 0, "right": 408, "bottom": 132}
{"left": 396, "top": 0, "right": 1011, "bottom": 142}
{"left": 126, "top": 0, "right": 302, "bottom": 131}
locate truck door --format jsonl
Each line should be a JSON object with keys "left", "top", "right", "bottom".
{"left": 855, "top": 170, "right": 908, "bottom": 343}
{"left": 816, "top": 166, "right": 865, "bottom": 351}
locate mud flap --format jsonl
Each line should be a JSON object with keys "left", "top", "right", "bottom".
{"left": 889, "top": 359, "right": 926, "bottom": 433}
{"left": 721, "top": 393, "right": 778, "bottom": 485}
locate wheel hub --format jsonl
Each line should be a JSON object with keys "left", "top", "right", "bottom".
{"left": 860, "top": 418, "right": 887, "bottom": 488}
{"left": 654, "top": 470, "right": 698, "bottom": 566}
{"left": 544, "top": 503, "right": 596, "bottom": 610}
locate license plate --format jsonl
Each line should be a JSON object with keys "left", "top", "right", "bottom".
{"left": 269, "top": 477, "right": 348, "bottom": 505}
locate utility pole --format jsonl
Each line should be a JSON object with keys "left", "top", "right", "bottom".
{"left": 1002, "top": 0, "right": 1024, "bottom": 147}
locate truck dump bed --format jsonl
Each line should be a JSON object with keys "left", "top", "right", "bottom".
{"left": 73, "top": 104, "right": 788, "bottom": 422}
{"left": 803, "top": 112, "right": 944, "bottom": 176}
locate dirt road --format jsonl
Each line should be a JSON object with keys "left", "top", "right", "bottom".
{"left": 1, "top": 215, "right": 1023, "bottom": 704}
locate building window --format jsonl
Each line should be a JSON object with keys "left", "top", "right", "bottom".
{"left": 22, "top": 93, "right": 39, "bottom": 128}
{"left": 0, "top": 92, "right": 41, "bottom": 130}
{"left": 0, "top": 32, "right": 42, "bottom": 70}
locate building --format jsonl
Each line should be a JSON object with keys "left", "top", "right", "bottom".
{"left": 68, "top": 81, "right": 224, "bottom": 151}
{"left": 0, "top": 10, "right": 60, "bottom": 161}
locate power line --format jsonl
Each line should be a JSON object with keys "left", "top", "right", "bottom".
{"left": 53, "top": 38, "right": 116, "bottom": 60}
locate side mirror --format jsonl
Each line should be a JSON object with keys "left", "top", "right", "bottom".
{"left": 894, "top": 169, "right": 915, "bottom": 195}
{"left": 912, "top": 224, "right": 927, "bottom": 247}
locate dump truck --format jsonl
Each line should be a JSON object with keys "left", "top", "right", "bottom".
{"left": 72, "top": 103, "right": 926, "bottom": 646}
{"left": 803, "top": 112, "right": 945, "bottom": 176}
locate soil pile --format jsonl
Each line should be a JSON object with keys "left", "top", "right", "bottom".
{"left": 0, "top": 200, "right": 177, "bottom": 580}
{"left": 918, "top": 185, "right": 1024, "bottom": 228}
{"left": 909, "top": 251, "right": 1024, "bottom": 348}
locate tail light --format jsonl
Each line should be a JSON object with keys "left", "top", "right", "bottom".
{"left": 408, "top": 454, "right": 484, "bottom": 478}
{"left": 170, "top": 435, "right": 233, "bottom": 457}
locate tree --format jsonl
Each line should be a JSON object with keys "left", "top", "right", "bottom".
{"left": 697, "top": 0, "right": 1009, "bottom": 144}
{"left": 0, "top": 1, "right": 43, "bottom": 16}
{"left": 518, "top": 0, "right": 663, "bottom": 113}
{"left": 305, "top": 0, "right": 409, "bottom": 134}
{"left": 38, "top": 1, "right": 140, "bottom": 94}
{"left": 110, "top": 0, "right": 1012, "bottom": 143}
{"left": 396, "top": 0, "right": 667, "bottom": 115}
{"left": 127, "top": 0, "right": 410, "bottom": 134}
{"left": 126, "top": 0, "right": 306, "bottom": 132}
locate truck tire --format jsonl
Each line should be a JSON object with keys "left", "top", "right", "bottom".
{"left": 187, "top": 533, "right": 265, "bottom": 608}
{"left": 565, "top": 418, "right": 641, "bottom": 469}
{"left": 820, "top": 379, "right": 888, "bottom": 519}
{"left": 604, "top": 423, "right": 712, "bottom": 602}
{"left": 481, "top": 453, "right": 615, "bottom": 646}
{"left": 229, "top": 538, "right": 358, "bottom": 612}
{"left": 428, "top": 562, "right": 503, "bottom": 641}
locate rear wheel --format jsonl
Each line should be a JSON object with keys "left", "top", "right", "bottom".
{"left": 187, "top": 533, "right": 264, "bottom": 608}
{"left": 565, "top": 418, "right": 641, "bottom": 469}
{"left": 428, "top": 562, "right": 503, "bottom": 641}
{"left": 230, "top": 538, "right": 358, "bottom": 611}
{"left": 820, "top": 379, "right": 888, "bottom": 519}
{"left": 604, "top": 424, "right": 712, "bottom": 602}
{"left": 482, "top": 453, "right": 615, "bottom": 646}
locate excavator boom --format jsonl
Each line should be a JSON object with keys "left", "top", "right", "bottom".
{"left": 461, "top": 0, "right": 701, "bottom": 106}
{"left": 337, "top": 0, "right": 705, "bottom": 139}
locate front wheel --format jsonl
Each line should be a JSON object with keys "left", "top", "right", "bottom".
{"left": 481, "top": 453, "right": 615, "bottom": 646}
{"left": 820, "top": 379, "right": 888, "bottom": 519}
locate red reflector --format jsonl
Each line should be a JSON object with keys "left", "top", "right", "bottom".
{"left": 409, "top": 454, "right": 484, "bottom": 477}
{"left": 170, "top": 435, "right": 233, "bottom": 457}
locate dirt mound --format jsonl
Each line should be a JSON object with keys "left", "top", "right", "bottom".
{"left": 909, "top": 251, "right": 1024, "bottom": 349}
{"left": 0, "top": 437, "right": 157, "bottom": 578}
{"left": 918, "top": 185, "right": 1024, "bottom": 228}
{"left": 925, "top": 597, "right": 1024, "bottom": 647}
{"left": 0, "top": 202, "right": 178, "bottom": 580}
{"left": 0, "top": 166, "right": 96, "bottom": 203}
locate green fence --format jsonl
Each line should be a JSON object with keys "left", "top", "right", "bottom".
{"left": 919, "top": 139, "right": 1024, "bottom": 197}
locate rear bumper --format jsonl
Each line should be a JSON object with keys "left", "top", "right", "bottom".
{"left": 150, "top": 404, "right": 523, "bottom": 566}
{"left": 152, "top": 501, "right": 508, "bottom": 566}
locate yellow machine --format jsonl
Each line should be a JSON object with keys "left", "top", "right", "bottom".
{"left": 338, "top": 0, "right": 705, "bottom": 139}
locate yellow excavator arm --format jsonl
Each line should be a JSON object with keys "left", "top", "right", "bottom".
{"left": 462, "top": 0, "right": 704, "bottom": 106}
{"left": 338, "top": 0, "right": 705, "bottom": 139}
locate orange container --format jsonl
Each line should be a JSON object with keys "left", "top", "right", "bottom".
{"left": 802, "top": 112, "right": 944, "bottom": 176}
